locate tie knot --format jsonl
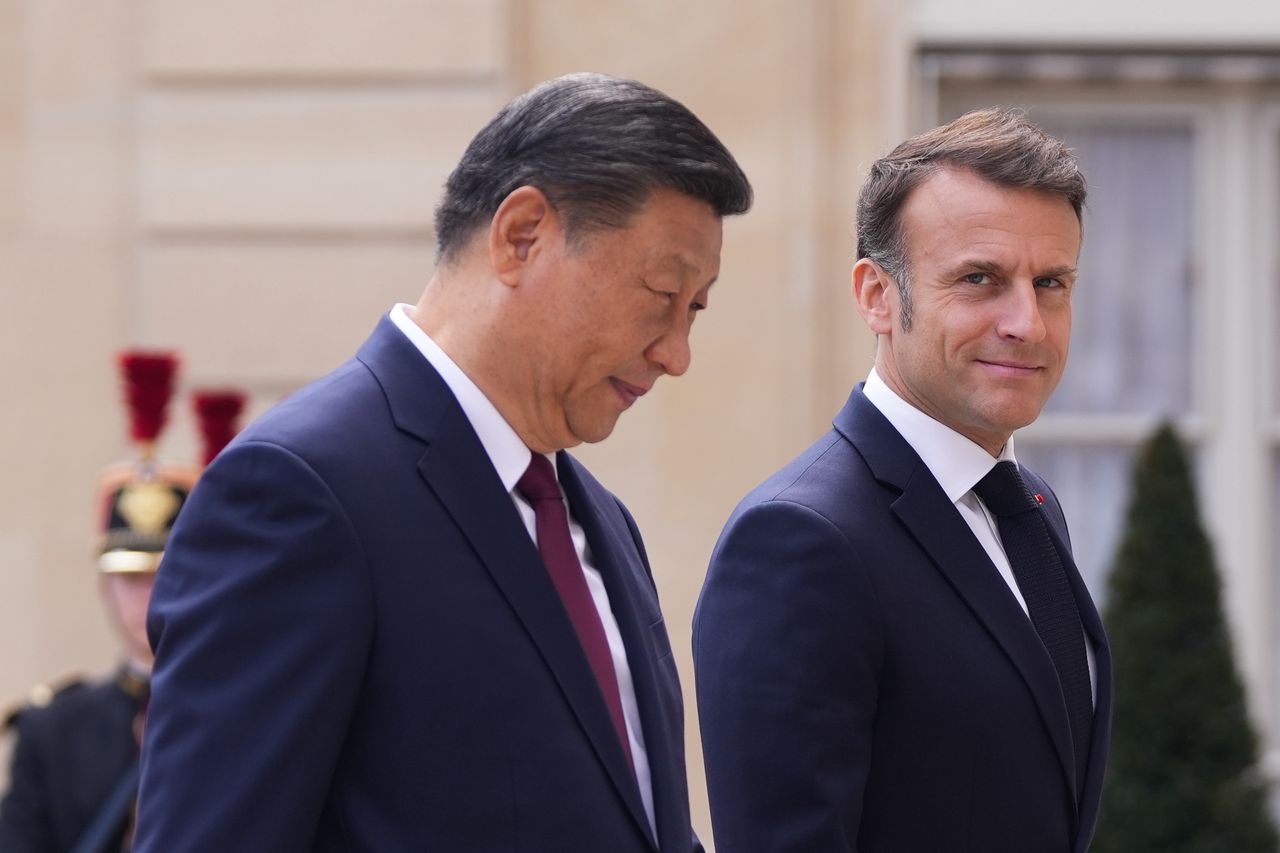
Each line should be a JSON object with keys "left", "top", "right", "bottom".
{"left": 973, "top": 461, "right": 1039, "bottom": 517}
{"left": 517, "top": 453, "right": 562, "bottom": 503}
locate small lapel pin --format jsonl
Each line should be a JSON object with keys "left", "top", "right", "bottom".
{"left": 1034, "top": 494, "right": 1045, "bottom": 505}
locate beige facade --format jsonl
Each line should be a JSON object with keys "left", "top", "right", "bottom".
{"left": 14, "top": 0, "right": 1280, "bottom": 843}
{"left": 0, "top": 0, "right": 903, "bottom": 841}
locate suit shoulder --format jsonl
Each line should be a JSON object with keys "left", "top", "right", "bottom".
{"left": 221, "top": 360, "right": 417, "bottom": 486}
{"left": 4, "top": 675, "right": 89, "bottom": 730}
{"left": 734, "top": 429, "right": 872, "bottom": 515}
{"left": 239, "top": 359, "right": 382, "bottom": 446}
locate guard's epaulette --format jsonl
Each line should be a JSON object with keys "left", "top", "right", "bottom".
{"left": 3, "top": 674, "right": 86, "bottom": 727}
{"left": 117, "top": 667, "right": 149, "bottom": 700}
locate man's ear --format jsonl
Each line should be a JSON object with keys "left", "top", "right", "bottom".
{"left": 489, "top": 186, "right": 558, "bottom": 287}
{"left": 853, "top": 257, "right": 896, "bottom": 335}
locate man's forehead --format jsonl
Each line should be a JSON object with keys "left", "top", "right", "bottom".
{"left": 906, "top": 166, "right": 1077, "bottom": 215}
{"left": 903, "top": 171, "right": 1080, "bottom": 246}
{"left": 644, "top": 240, "right": 720, "bottom": 281}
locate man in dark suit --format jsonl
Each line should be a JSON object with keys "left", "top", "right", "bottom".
{"left": 694, "top": 108, "right": 1111, "bottom": 852}
{"left": 135, "top": 73, "right": 751, "bottom": 853}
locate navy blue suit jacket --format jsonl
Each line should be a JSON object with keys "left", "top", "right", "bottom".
{"left": 694, "top": 387, "right": 1112, "bottom": 853}
{"left": 136, "top": 317, "right": 697, "bottom": 853}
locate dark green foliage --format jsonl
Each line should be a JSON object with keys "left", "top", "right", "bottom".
{"left": 1093, "top": 423, "right": 1278, "bottom": 853}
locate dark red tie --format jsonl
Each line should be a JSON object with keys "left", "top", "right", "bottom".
{"left": 517, "top": 453, "right": 634, "bottom": 770}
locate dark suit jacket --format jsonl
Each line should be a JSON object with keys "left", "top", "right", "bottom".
{"left": 0, "top": 672, "right": 142, "bottom": 853}
{"left": 135, "top": 316, "right": 697, "bottom": 853}
{"left": 694, "top": 386, "right": 1112, "bottom": 853}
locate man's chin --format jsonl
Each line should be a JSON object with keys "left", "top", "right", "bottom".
{"left": 980, "top": 410, "right": 1044, "bottom": 443}
{"left": 568, "top": 413, "right": 623, "bottom": 447}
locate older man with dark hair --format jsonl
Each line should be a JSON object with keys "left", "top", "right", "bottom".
{"left": 136, "top": 73, "right": 751, "bottom": 853}
{"left": 695, "top": 107, "right": 1111, "bottom": 853}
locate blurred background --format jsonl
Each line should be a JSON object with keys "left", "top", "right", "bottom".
{"left": 2, "top": 0, "right": 1280, "bottom": 843}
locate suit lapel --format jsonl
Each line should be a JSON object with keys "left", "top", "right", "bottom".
{"left": 1078, "top": 660, "right": 1113, "bottom": 853}
{"left": 1022, "top": 468, "right": 1109, "bottom": 652}
{"left": 1071, "top": 564, "right": 1112, "bottom": 853}
{"left": 558, "top": 454, "right": 663, "bottom": 851}
{"left": 356, "top": 318, "right": 653, "bottom": 848}
{"left": 834, "top": 388, "right": 1078, "bottom": 799}
{"left": 1026, "top": 470, "right": 1114, "bottom": 848}
{"left": 415, "top": 438, "right": 653, "bottom": 846}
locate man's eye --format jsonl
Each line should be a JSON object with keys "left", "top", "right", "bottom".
{"left": 963, "top": 272, "right": 989, "bottom": 284}
{"left": 1034, "top": 277, "right": 1063, "bottom": 289}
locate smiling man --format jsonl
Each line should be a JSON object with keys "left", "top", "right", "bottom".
{"left": 136, "top": 73, "right": 751, "bottom": 853}
{"left": 695, "top": 108, "right": 1111, "bottom": 853}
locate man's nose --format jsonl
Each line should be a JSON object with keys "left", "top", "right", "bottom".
{"left": 997, "top": 282, "right": 1048, "bottom": 343}
{"left": 647, "top": 322, "right": 692, "bottom": 377}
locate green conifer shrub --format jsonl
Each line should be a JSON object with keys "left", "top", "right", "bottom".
{"left": 1093, "top": 423, "right": 1277, "bottom": 853}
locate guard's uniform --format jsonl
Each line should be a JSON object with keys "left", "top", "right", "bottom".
{"left": 0, "top": 354, "right": 243, "bottom": 853}
{"left": 0, "top": 671, "right": 147, "bottom": 852}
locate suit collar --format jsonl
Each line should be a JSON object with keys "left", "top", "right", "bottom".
{"left": 386, "top": 305, "right": 531, "bottom": 491}
{"left": 862, "top": 368, "right": 1016, "bottom": 502}
{"left": 358, "top": 319, "right": 658, "bottom": 848}
{"left": 834, "top": 386, "right": 1081, "bottom": 804}
{"left": 356, "top": 314, "right": 452, "bottom": 444}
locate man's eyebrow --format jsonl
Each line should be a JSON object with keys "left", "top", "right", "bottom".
{"left": 670, "top": 253, "right": 718, "bottom": 288}
{"left": 1038, "top": 264, "right": 1078, "bottom": 279}
{"left": 941, "top": 259, "right": 1078, "bottom": 279}
{"left": 941, "top": 258, "right": 1006, "bottom": 278}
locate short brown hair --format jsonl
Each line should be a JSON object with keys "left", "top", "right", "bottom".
{"left": 856, "top": 107, "right": 1086, "bottom": 329}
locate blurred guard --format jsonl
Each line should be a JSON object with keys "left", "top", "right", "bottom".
{"left": 0, "top": 354, "right": 244, "bottom": 853}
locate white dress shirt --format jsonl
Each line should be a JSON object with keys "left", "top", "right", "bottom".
{"left": 389, "top": 304, "right": 656, "bottom": 834}
{"left": 862, "top": 368, "right": 1097, "bottom": 703}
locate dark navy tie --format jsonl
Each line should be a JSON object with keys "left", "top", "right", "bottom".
{"left": 974, "top": 461, "right": 1093, "bottom": 794}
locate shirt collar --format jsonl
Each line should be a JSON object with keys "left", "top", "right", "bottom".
{"left": 389, "top": 304, "right": 534, "bottom": 493}
{"left": 862, "top": 367, "right": 1017, "bottom": 503}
